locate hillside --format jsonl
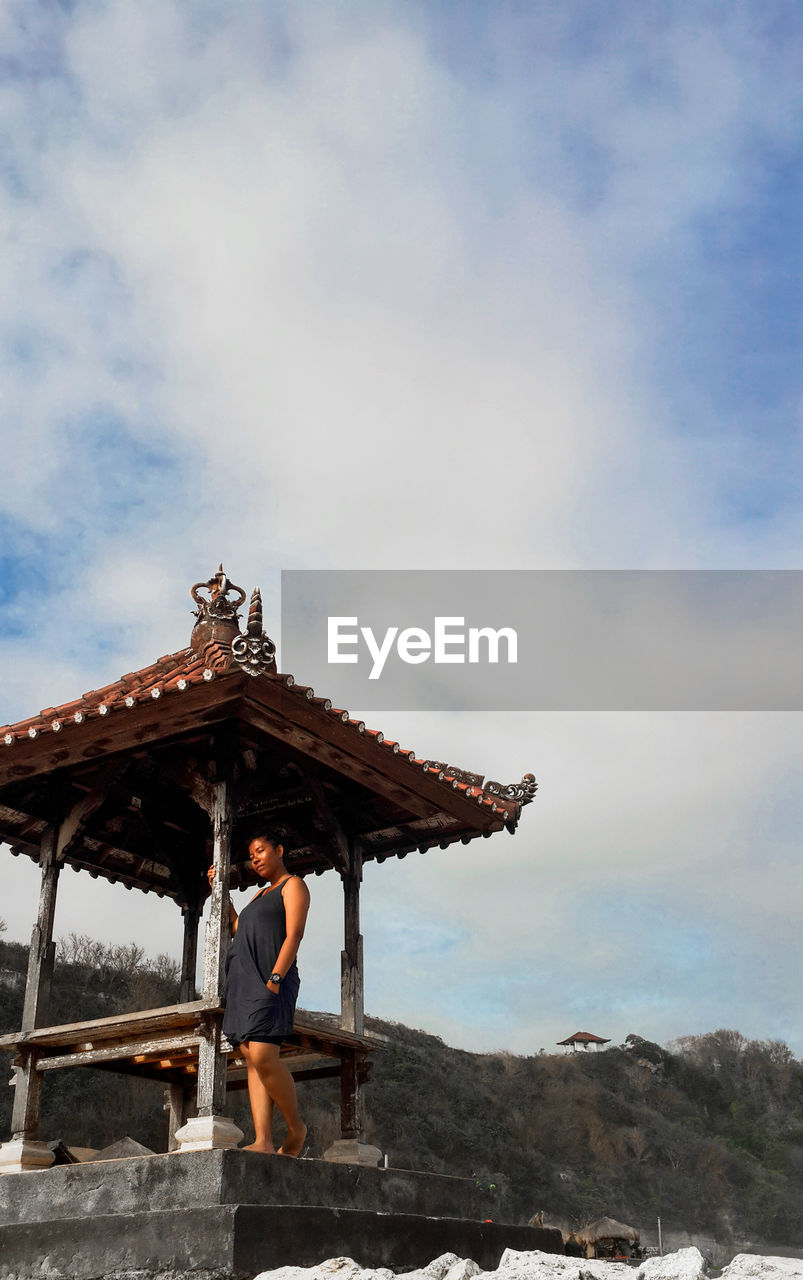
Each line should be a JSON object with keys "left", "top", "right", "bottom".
{"left": 1, "top": 936, "right": 801, "bottom": 1252}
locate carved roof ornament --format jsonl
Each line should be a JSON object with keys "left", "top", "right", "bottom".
{"left": 484, "top": 773, "right": 538, "bottom": 806}
{"left": 231, "top": 588, "right": 277, "bottom": 678}
{"left": 189, "top": 565, "right": 246, "bottom": 653}
{"left": 421, "top": 761, "right": 485, "bottom": 787}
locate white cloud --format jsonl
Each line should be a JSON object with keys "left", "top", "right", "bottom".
{"left": 0, "top": 1, "right": 799, "bottom": 1057}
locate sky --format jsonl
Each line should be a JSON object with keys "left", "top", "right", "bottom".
{"left": 0, "top": 0, "right": 800, "bottom": 1059}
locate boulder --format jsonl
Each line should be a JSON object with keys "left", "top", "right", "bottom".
{"left": 721, "top": 1257, "right": 803, "bottom": 1280}
{"left": 254, "top": 1260, "right": 394, "bottom": 1280}
{"left": 491, "top": 1247, "right": 631, "bottom": 1278}
{"left": 637, "top": 1247, "right": 707, "bottom": 1280}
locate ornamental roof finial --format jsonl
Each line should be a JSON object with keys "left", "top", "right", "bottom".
{"left": 189, "top": 565, "right": 246, "bottom": 652}
{"left": 231, "top": 587, "right": 277, "bottom": 677}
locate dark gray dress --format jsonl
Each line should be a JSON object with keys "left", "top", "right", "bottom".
{"left": 222, "top": 876, "right": 300, "bottom": 1046}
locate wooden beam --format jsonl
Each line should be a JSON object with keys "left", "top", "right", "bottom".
{"left": 37, "top": 1033, "right": 201, "bottom": 1071}
{"left": 0, "top": 682, "right": 241, "bottom": 784}
{"left": 226, "top": 1063, "right": 341, "bottom": 1092}
{"left": 243, "top": 682, "right": 507, "bottom": 826}
{"left": 151, "top": 754, "right": 214, "bottom": 816}
{"left": 241, "top": 696, "right": 437, "bottom": 817}
{"left": 55, "top": 764, "right": 128, "bottom": 861}
{"left": 0, "top": 1004, "right": 379, "bottom": 1054}
{"left": 0, "top": 803, "right": 47, "bottom": 852}
{"left": 308, "top": 778, "right": 350, "bottom": 875}
{"left": 0, "top": 998, "right": 221, "bottom": 1050}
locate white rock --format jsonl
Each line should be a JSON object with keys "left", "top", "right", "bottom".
{"left": 721, "top": 1257, "right": 803, "bottom": 1280}
{"left": 443, "top": 1261, "right": 482, "bottom": 1280}
{"left": 253, "top": 1259, "right": 394, "bottom": 1280}
{"left": 637, "top": 1247, "right": 707, "bottom": 1280}
{"left": 253, "top": 1249, "right": 803, "bottom": 1280}
{"left": 491, "top": 1247, "right": 631, "bottom": 1279}
{"left": 422, "top": 1255, "right": 470, "bottom": 1279}
{"left": 398, "top": 1253, "right": 472, "bottom": 1280}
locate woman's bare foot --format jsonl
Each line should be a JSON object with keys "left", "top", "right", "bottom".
{"left": 241, "top": 1140, "right": 276, "bottom": 1154}
{"left": 277, "top": 1122, "right": 307, "bottom": 1157}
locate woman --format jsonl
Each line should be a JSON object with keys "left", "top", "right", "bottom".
{"left": 208, "top": 830, "right": 311, "bottom": 1156}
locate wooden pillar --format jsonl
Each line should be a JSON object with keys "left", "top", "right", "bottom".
{"left": 0, "top": 827, "right": 60, "bottom": 1173}
{"left": 325, "top": 860, "right": 381, "bottom": 1164}
{"left": 165, "top": 1083, "right": 189, "bottom": 1152}
{"left": 174, "top": 761, "right": 242, "bottom": 1151}
{"left": 340, "top": 839, "right": 364, "bottom": 1036}
{"left": 21, "top": 827, "right": 60, "bottom": 1033}
{"left": 340, "top": 839, "right": 365, "bottom": 1140}
{"left": 179, "top": 902, "right": 201, "bottom": 1003}
{"left": 201, "top": 774, "right": 234, "bottom": 1006}
{"left": 339, "top": 1052, "right": 364, "bottom": 1141}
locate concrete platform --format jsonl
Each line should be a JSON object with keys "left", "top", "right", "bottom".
{"left": 0, "top": 1149, "right": 564, "bottom": 1277}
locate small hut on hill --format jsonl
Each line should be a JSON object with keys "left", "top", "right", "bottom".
{"left": 556, "top": 1030, "right": 611, "bottom": 1052}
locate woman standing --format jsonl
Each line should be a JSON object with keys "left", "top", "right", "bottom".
{"left": 208, "top": 830, "right": 311, "bottom": 1156}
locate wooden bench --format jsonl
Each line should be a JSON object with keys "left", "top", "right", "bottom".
{"left": 0, "top": 1000, "right": 379, "bottom": 1149}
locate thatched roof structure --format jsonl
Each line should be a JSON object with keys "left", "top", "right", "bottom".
{"left": 574, "top": 1216, "right": 640, "bottom": 1244}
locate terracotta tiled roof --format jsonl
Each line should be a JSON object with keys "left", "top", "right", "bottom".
{"left": 0, "top": 642, "right": 536, "bottom": 825}
{"left": 0, "top": 647, "right": 226, "bottom": 744}
{"left": 557, "top": 1031, "right": 611, "bottom": 1046}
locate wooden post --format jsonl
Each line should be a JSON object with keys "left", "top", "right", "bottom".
{"left": 9, "top": 1051, "right": 44, "bottom": 1144}
{"left": 174, "top": 758, "right": 243, "bottom": 1150}
{"left": 0, "top": 827, "right": 60, "bottom": 1173}
{"left": 201, "top": 774, "right": 233, "bottom": 1006}
{"left": 179, "top": 902, "right": 201, "bottom": 1003}
{"left": 340, "top": 839, "right": 366, "bottom": 1142}
{"left": 21, "top": 827, "right": 60, "bottom": 1033}
{"left": 340, "top": 839, "right": 364, "bottom": 1036}
{"left": 165, "top": 1083, "right": 189, "bottom": 1152}
{"left": 339, "top": 1052, "right": 364, "bottom": 1141}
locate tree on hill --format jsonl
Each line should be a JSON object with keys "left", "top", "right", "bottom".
{"left": 1, "top": 936, "right": 801, "bottom": 1250}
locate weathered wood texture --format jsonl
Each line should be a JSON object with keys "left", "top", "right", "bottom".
{"left": 21, "top": 829, "right": 60, "bottom": 1034}
{"left": 339, "top": 1053, "right": 364, "bottom": 1141}
{"left": 197, "top": 763, "right": 234, "bottom": 1117}
{"left": 202, "top": 777, "right": 233, "bottom": 1001}
{"left": 165, "top": 1082, "right": 188, "bottom": 1151}
{"left": 12, "top": 827, "right": 62, "bottom": 1140}
{"left": 0, "top": 1004, "right": 378, "bottom": 1054}
{"left": 341, "top": 839, "right": 364, "bottom": 1045}
{"left": 37, "top": 1034, "right": 201, "bottom": 1072}
{"left": 180, "top": 903, "right": 201, "bottom": 1003}
{"left": 10, "top": 1052, "right": 42, "bottom": 1141}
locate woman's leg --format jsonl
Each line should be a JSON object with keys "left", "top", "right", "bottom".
{"left": 240, "top": 1041, "right": 276, "bottom": 1153}
{"left": 240, "top": 1040, "right": 307, "bottom": 1157}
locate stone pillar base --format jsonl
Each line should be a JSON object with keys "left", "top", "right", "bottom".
{"left": 172, "top": 1114, "right": 244, "bottom": 1152}
{"left": 0, "top": 1139, "right": 55, "bottom": 1175}
{"left": 323, "top": 1138, "right": 383, "bottom": 1166}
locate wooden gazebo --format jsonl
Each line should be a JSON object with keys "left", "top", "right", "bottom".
{"left": 0, "top": 567, "right": 536, "bottom": 1173}
{"left": 557, "top": 1031, "right": 611, "bottom": 1052}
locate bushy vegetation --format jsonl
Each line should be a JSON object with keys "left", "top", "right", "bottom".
{"left": 0, "top": 932, "right": 181, "bottom": 1151}
{"left": 1, "top": 932, "right": 801, "bottom": 1250}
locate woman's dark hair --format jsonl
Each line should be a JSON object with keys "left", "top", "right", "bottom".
{"left": 246, "top": 826, "right": 286, "bottom": 850}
